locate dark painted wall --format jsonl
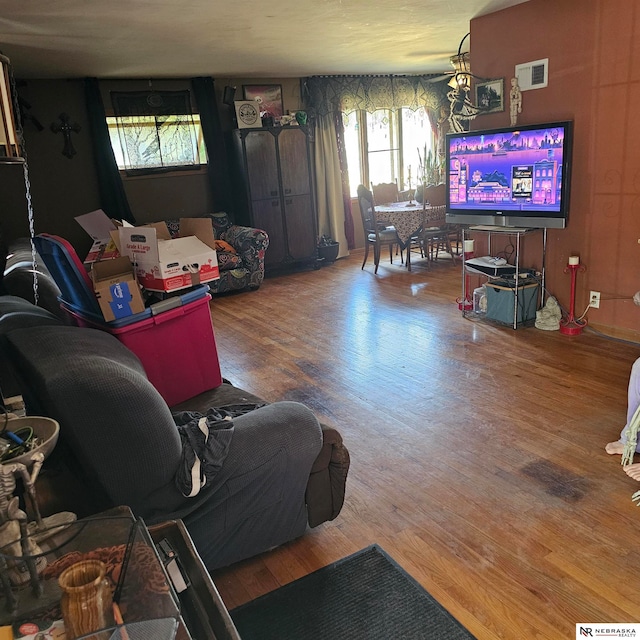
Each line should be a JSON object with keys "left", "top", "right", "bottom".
{"left": 1, "top": 76, "right": 301, "bottom": 257}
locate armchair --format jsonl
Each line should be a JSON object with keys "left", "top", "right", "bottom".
{"left": 166, "top": 212, "right": 269, "bottom": 295}
{"left": 0, "top": 298, "right": 349, "bottom": 571}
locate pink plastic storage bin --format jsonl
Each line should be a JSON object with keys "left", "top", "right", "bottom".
{"left": 65, "top": 294, "right": 222, "bottom": 406}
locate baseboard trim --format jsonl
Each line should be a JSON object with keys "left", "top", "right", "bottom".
{"left": 587, "top": 322, "right": 640, "bottom": 345}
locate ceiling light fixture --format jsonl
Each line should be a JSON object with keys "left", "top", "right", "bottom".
{"left": 448, "top": 33, "right": 471, "bottom": 89}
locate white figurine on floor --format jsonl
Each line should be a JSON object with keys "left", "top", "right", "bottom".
{"left": 534, "top": 296, "right": 562, "bottom": 331}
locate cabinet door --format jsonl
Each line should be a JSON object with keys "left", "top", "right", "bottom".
{"left": 244, "top": 131, "right": 280, "bottom": 200}
{"left": 251, "top": 198, "right": 287, "bottom": 266}
{"left": 283, "top": 195, "right": 316, "bottom": 260}
{"left": 278, "top": 128, "right": 311, "bottom": 197}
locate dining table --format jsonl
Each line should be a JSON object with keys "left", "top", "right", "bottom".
{"left": 375, "top": 201, "right": 446, "bottom": 270}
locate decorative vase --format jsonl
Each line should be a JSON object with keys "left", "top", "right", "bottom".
{"left": 58, "top": 559, "right": 114, "bottom": 639}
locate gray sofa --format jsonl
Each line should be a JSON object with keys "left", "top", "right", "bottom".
{"left": 0, "top": 296, "right": 349, "bottom": 571}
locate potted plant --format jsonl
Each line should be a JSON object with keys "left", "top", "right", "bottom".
{"left": 317, "top": 235, "right": 339, "bottom": 264}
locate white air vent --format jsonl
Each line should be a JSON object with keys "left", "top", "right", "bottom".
{"left": 514, "top": 58, "right": 549, "bottom": 91}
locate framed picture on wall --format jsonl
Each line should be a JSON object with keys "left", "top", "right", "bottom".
{"left": 242, "top": 84, "right": 284, "bottom": 118}
{"left": 475, "top": 78, "right": 504, "bottom": 114}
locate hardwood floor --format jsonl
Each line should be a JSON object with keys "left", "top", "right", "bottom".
{"left": 208, "top": 251, "right": 640, "bottom": 639}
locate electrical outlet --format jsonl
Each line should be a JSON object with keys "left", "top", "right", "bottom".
{"left": 590, "top": 291, "right": 601, "bottom": 308}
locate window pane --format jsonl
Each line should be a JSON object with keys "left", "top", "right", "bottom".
{"left": 401, "top": 107, "right": 433, "bottom": 189}
{"left": 367, "top": 109, "right": 399, "bottom": 187}
{"left": 106, "top": 114, "right": 206, "bottom": 171}
{"left": 341, "top": 107, "right": 434, "bottom": 200}
{"left": 342, "top": 111, "right": 361, "bottom": 198}
{"left": 157, "top": 115, "right": 200, "bottom": 166}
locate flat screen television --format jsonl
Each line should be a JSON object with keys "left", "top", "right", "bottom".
{"left": 445, "top": 120, "right": 573, "bottom": 229}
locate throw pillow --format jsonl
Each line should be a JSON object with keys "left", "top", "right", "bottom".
{"left": 215, "top": 239, "right": 236, "bottom": 254}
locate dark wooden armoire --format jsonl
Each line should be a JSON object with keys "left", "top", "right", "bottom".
{"left": 232, "top": 126, "right": 318, "bottom": 271}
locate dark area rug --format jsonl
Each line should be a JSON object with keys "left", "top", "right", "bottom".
{"left": 229, "top": 544, "right": 476, "bottom": 639}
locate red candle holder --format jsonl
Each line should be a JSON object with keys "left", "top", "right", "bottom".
{"left": 559, "top": 262, "right": 587, "bottom": 335}
{"left": 457, "top": 251, "right": 475, "bottom": 311}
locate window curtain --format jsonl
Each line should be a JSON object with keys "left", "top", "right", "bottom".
{"left": 302, "top": 74, "right": 448, "bottom": 119}
{"left": 314, "top": 114, "right": 350, "bottom": 258}
{"left": 302, "top": 75, "right": 449, "bottom": 250}
{"left": 191, "top": 77, "right": 232, "bottom": 213}
{"left": 111, "top": 90, "right": 193, "bottom": 116}
{"left": 303, "top": 74, "right": 448, "bottom": 152}
{"left": 333, "top": 112, "right": 355, "bottom": 250}
{"left": 84, "top": 78, "right": 135, "bottom": 223}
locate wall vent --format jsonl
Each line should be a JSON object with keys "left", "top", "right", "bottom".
{"left": 514, "top": 58, "right": 548, "bottom": 91}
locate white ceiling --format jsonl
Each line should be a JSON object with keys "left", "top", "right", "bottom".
{"left": 0, "top": 0, "right": 528, "bottom": 80}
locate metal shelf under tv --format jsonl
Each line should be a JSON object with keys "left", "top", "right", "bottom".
{"left": 461, "top": 226, "right": 547, "bottom": 330}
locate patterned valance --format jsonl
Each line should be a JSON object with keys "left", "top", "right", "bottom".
{"left": 302, "top": 75, "right": 449, "bottom": 117}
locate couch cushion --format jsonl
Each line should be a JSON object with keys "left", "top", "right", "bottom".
{"left": 0, "top": 295, "right": 65, "bottom": 397}
{"left": 170, "top": 381, "right": 266, "bottom": 413}
{"left": 4, "top": 325, "right": 188, "bottom": 519}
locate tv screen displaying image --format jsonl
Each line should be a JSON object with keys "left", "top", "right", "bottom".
{"left": 445, "top": 120, "right": 573, "bottom": 229}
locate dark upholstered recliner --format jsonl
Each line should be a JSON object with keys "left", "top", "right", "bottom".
{"left": 0, "top": 298, "right": 349, "bottom": 571}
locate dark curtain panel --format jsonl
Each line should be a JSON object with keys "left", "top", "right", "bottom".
{"left": 83, "top": 78, "right": 135, "bottom": 224}
{"left": 191, "top": 77, "right": 232, "bottom": 214}
{"left": 333, "top": 112, "right": 355, "bottom": 250}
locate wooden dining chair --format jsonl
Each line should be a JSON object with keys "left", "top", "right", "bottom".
{"left": 420, "top": 205, "right": 458, "bottom": 266}
{"left": 422, "top": 183, "right": 446, "bottom": 207}
{"left": 357, "top": 184, "right": 402, "bottom": 274}
{"left": 370, "top": 180, "right": 399, "bottom": 205}
{"left": 419, "top": 184, "right": 460, "bottom": 262}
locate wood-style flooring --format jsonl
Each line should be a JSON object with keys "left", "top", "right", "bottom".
{"left": 208, "top": 251, "right": 640, "bottom": 639}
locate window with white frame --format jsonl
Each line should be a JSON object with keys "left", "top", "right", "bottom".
{"left": 343, "top": 106, "right": 434, "bottom": 198}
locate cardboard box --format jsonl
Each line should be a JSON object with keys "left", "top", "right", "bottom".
{"left": 75, "top": 209, "right": 121, "bottom": 266}
{"left": 91, "top": 256, "right": 146, "bottom": 322}
{"left": 78, "top": 211, "right": 221, "bottom": 294}
{"left": 115, "top": 220, "right": 219, "bottom": 293}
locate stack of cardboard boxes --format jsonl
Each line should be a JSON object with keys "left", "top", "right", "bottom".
{"left": 56, "top": 210, "right": 224, "bottom": 405}
{"left": 75, "top": 210, "right": 220, "bottom": 322}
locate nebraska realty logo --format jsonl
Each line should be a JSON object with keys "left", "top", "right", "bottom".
{"left": 577, "top": 624, "right": 639, "bottom": 638}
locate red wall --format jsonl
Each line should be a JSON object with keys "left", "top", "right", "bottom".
{"left": 471, "top": 0, "right": 640, "bottom": 339}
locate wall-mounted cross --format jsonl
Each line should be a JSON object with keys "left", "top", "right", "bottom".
{"left": 50, "top": 113, "right": 81, "bottom": 159}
